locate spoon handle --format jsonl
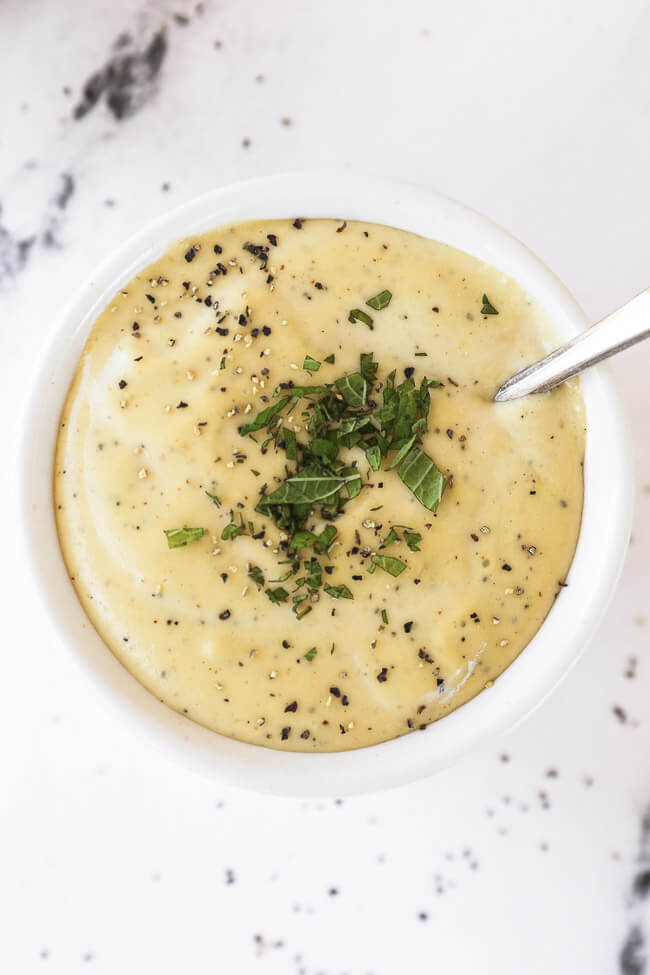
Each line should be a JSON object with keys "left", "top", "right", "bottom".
{"left": 494, "top": 287, "right": 650, "bottom": 402}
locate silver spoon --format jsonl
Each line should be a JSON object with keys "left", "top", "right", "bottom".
{"left": 494, "top": 287, "right": 650, "bottom": 402}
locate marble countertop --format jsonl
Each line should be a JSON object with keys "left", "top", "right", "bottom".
{"left": 2, "top": 1, "right": 650, "bottom": 972}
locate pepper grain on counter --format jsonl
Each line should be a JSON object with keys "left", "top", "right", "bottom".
{"left": 54, "top": 218, "right": 585, "bottom": 752}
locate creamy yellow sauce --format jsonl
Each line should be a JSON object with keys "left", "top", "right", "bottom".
{"left": 54, "top": 219, "right": 585, "bottom": 752}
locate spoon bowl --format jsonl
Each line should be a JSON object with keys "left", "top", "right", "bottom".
{"left": 495, "top": 287, "right": 650, "bottom": 402}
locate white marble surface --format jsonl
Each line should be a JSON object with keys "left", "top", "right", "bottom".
{"left": 2, "top": 1, "right": 650, "bottom": 972}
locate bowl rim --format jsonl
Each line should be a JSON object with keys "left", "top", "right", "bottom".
{"left": 20, "top": 172, "right": 634, "bottom": 796}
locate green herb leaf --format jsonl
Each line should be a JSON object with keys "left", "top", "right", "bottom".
{"left": 388, "top": 433, "right": 417, "bottom": 470}
{"left": 220, "top": 356, "right": 226, "bottom": 370}
{"left": 303, "top": 355, "right": 321, "bottom": 372}
{"left": 389, "top": 383, "right": 418, "bottom": 447}
{"left": 324, "top": 353, "right": 335, "bottom": 364}
{"left": 348, "top": 308, "right": 374, "bottom": 328}
{"left": 268, "top": 567, "right": 295, "bottom": 583}
{"left": 397, "top": 447, "right": 445, "bottom": 512}
{"left": 303, "top": 558, "right": 322, "bottom": 589}
{"left": 240, "top": 396, "right": 291, "bottom": 435}
{"left": 221, "top": 518, "right": 247, "bottom": 540}
{"left": 283, "top": 428, "right": 297, "bottom": 460}
{"left": 248, "top": 565, "right": 265, "bottom": 588}
{"left": 324, "top": 582, "right": 354, "bottom": 599}
{"left": 335, "top": 372, "right": 367, "bottom": 408}
{"left": 316, "top": 525, "right": 337, "bottom": 552}
{"left": 288, "top": 529, "right": 318, "bottom": 553}
{"left": 281, "top": 384, "right": 330, "bottom": 397}
{"left": 338, "top": 415, "right": 371, "bottom": 435}
{"left": 266, "top": 586, "right": 289, "bottom": 604}
{"left": 381, "top": 527, "right": 399, "bottom": 548}
{"left": 481, "top": 293, "right": 499, "bottom": 315}
{"left": 309, "top": 437, "right": 339, "bottom": 463}
{"left": 346, "top": 473, "right": 362, "bottom": 499}
{"left": 164, "top": 527, "right": 204, "bottom": 549}
{"left": 359, "top": 352, "right": 378, "bottom": 383}
{"left": 205, "top": 491, "right": 221, "bottom": 507}
{"left": 304, "top": 647, "right": 318, "bottom": 661}
{"left": 404, "top": 531, "right": 422, "bottom": 552}
{"left": 366, "top": 289, "right": 392, "bottom": 311}
{"left": 262, "top": 469, "right": 359, "bottom": 506}
{"left": 381, "top": 609, "right": 389, "bottom": 624}
{"left": 365, "top": 444, "right": 381, "bottom": 471}
{"left": 375, "top": 431, "right": 389, "bottom": 458}
{"left": 371, "top": 554, "right": 407, "bottom": 577}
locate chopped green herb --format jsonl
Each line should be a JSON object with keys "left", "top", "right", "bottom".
{"left": 216, "top": 351, "right": 447, "bottom": 606}
{"left": 251, "top": 469, "right": 260, "bottom": 477}
{"left": 268, "top": 567, "right": 295, "bottom": 583}
{"left": 365, "top": 444, "right": 381, "bottom": 471}
{"left": 280, "top": 384, "right": 329, "bottom": 398}
{"left": 359, "top": 353, "right": 379, "bottom": 383}
{"left": 316, "top": 525, "right": 337, "bottom": 552}
{"left": 381, "top": 527, "right": 399, "bottom": 548}
{"left": 220, "top": 356, "right": 226, "bottom": 370}
{"left": 240, "top": 396, "right": 291, "bottom": 435}
{"left": 381, "top": 609, "right": 388, "bottom": 624}
{"left": 303, "top": 355, "right": 321, "bottom": 372}
{"left": 414, "top": 352, "right": 428, "bottom": 357}
{"left": 388, "top": 433, "right": 417, "bottom": 470}
{"left": 346, "top": 473, "right": 362, "bottom": 499}
{"left": 261, "top": 469, "right": 360, "bottom": 507}
{"left": 397, "top": 447, "right": 445, "bottom": 513}
{"left": 221, "top": 518, "right": 247, "bottom": 540}
{"left": 164, "top": 527, "right": 204, "bottom": 549}
{"left": 288, "top": 529, "right": 318, "bottom": 553}
{"left": 266, "top": 586, "right": 289, "bottom": 604}
{"left": 324, "top": 582, "right": 354, "bottom": 599}
{"left": 371, "top": 554, "right": 407, "bottom": 577}
{"left": 324, "top": 353, "right": 335, "bottom": 364}
{"left": 335, "top": 372, "right": 367, "bottom": 408}
{"left": 348, "top": 308, "right": 374, "bottom": 328}
{"left": 248, "top": 565, "right": 265, "bottom": 588}
{"left": 302, "top": 558, "right": 322, "bottom": 589}
{"left": 481, "top": 294, "right": 499, "bottom": 315}
{"left": 366, "top": 289, "right": 392, "bottom": 311}
{"left": 283, "top": 427, "right": 297, "bottom": 460}
{"left": 205, "top": 491, "right": 221, "bottom": 507}
{"left": 404, "top": 531, "right": 422, "bottom": 552}
{"left": 310, "top": 437, "right": 339, "bottom": 463}
{"left": 304, "top": 647, "right": 317, "bottom": 661}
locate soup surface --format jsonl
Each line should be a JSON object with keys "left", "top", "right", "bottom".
{"left": 54, "top": 218, "right": 585, "bottom": 751}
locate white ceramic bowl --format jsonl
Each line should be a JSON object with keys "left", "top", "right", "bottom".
{"left": 21, "top": 173, "right": 633, "bottom": 796}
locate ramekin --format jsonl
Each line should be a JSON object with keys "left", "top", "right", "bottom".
{"left": 20, "top": 173, "right": 633, "bottom": 795}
